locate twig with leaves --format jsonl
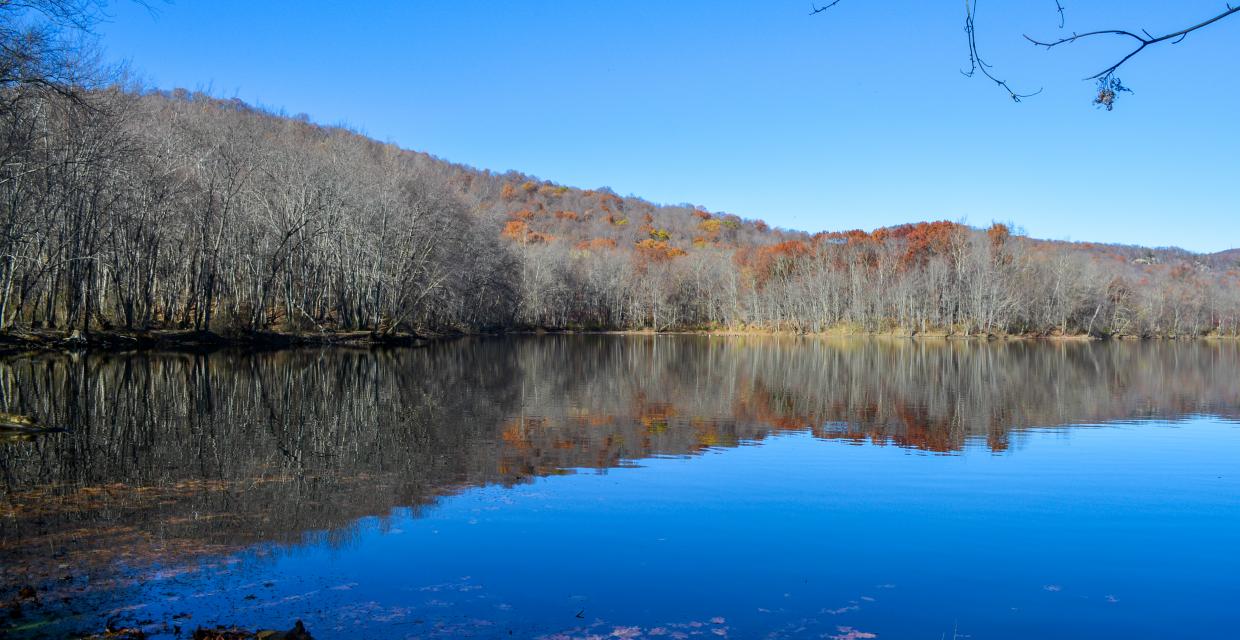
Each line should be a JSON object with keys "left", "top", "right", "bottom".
{"left": 810, "top": 1, "right": 1240, "bottom": 109}
{"left": 1025, "top": 3, "right": 1240, "bottom": 108}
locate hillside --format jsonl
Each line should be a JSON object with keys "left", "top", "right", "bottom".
{"left": 1211, "top": 248, "right": 1240, "bottom": 265}
{"left": 402, "top": 134, "right": 1238, "bottom": 280}
{"left": 0, "top": 87, "right": 1236, "bottom": 340}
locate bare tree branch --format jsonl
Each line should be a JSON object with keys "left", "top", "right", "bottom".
{"left": 809, "top": 1, "right": 843, "bottom": 15}
{"left": 962, "top": 0, "right": 1041, "bottom": 102}
{"left": 810, "top": 0, "right": 1045, "bottom": 102}
{"left": 1025, "top": 4, "right": 1240, "bottom": 82}
{"left": 811, "top": 2, "right": 1238, "bottom": 108}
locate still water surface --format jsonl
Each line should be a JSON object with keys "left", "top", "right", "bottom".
{"left": 1, "top": 336, "right": 1238, "bottom": 639}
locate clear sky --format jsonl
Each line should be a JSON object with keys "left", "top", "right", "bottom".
{"left": 95, "top": 1, "right": 1238, "bottom": 253}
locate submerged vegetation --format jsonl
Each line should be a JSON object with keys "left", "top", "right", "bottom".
{"left": 1, "top": 3, "right": 1238, "bottom": 343}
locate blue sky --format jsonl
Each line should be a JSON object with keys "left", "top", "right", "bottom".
{"left": 96, "top": 1, "right": 1237, "bottom": 252}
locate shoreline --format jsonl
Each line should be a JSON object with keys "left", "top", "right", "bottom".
{"left": 0, "top": 328, "right": 440, "bottom": 355}
{"left": 513, "top": 327, "right": 1240, "bottom": 341}
{"left": 1, "top": 326, "right": 1232, "bottom": 355}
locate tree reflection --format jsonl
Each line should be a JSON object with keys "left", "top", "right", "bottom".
{"left": 1, "top": 337, "right": 1238, "bottom": 616}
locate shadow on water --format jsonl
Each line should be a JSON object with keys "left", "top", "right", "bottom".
{"left": 1, "top": 336, "right": 1238, "bottom": 635}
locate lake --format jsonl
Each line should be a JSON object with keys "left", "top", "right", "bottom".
{"left": 1, "top": 336, "right": 1238, "bottom": 639}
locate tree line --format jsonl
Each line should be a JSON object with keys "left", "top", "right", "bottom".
{"left": 2, "top": 3, "right": 1237, "bottom": 339}
{"left": 468, "top": 172, "right": 1240, "bottom": 337}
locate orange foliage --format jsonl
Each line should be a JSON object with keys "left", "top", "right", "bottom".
{"left": 987, "top": 222, "right": 1010, "bottom": 248}
{"left": 637, "top": 403, "right": 677, "bottom": 432}
{"left": 635, "top": 239, "right": 687, "bottom": 262}
{"left": 502, "top": 220, "right": 552, "bottom": 244}
{"left": 555, "top": 210, "right": 580, "bottom": 221}
{"left": 813, "top": 222, "right": 971, "bottom": 272}
{"left": 575, "top": 237, "right": 617, "bottom": 252}
{"left": 598, "top": 192, "right": 622, "bottom": 207}
{"left": 768, "top": 240, "right": 810, "bottom": 258}
{"left": 873, "top": 220, "right": 960, "bottom": 244}
{"left": 745, "top": 240, "right": 811, "bottom": 283}
{"left": 501, "top": 220, "right": 529, "bottom": 240}
{"left": 817, "top": 229, "right": 872, "bottom": 245}
{"left": 500, "top": 183, "right": 518, "bottom": 200}
{"left": 850, "top": 221, "right": 968, "bottom": 268}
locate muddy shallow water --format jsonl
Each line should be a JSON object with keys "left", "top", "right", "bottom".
{"left": 2, "top": 336, "right": 1238, "bottom": 638}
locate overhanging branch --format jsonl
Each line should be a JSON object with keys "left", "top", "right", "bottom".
{"left": 962, "top": 0, "right": 1041, "bottom": 102}
{"left": 1025, "top": 4, "right": 1240, "bottom": 82}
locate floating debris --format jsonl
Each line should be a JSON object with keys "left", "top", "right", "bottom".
{"left": 80, "top": 627, "right": 147, "bottom": 639}
{"left": 191, "top": 620, "right": 313, "bottom": 640}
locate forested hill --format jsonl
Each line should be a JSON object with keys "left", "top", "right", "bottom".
{"left": 1, "top": 87, "right": 1237, "bottom": 339}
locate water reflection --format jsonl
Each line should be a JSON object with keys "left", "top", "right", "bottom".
{"left": 1, "top": 336, "right": 1238, "bottom": 635}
